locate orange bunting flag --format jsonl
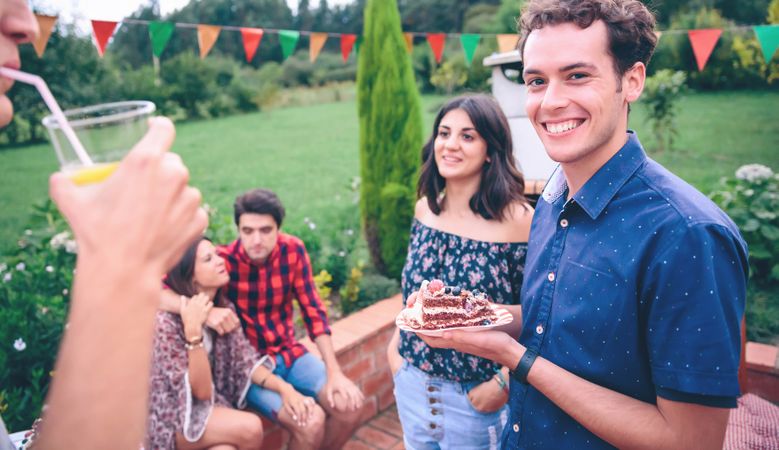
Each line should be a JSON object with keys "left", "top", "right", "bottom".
{"left": 426, "top": 33, "right": 445, "bottom": 63}
{"left": 688, "top": 29, "right": 722, "bottom": 71}
{"left": 197, "top": 25, "right": 221, "bottom": 59}
{"left": 240, "top": 28, "right": 264, "bottom": 63}
{"left": 91, "top": 20, "right": 118, "bottom": 57}
{"left": 403, "top": 33, "right": 414, "bottom": 53}
{"left": 309, "top": 32, "right": 328, "bottom": 63}
{"left": 496, "top": 34, "right": 519, "bottom": 53}
{"left": 32, "top": 14, "right": 57, "bottom": 57}
{"left": 340, "top": 34, "right": 357, "bottom": 62}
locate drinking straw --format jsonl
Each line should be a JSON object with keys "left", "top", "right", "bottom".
{"left": 0, "top": 67, "right": 93, "bottom": 165}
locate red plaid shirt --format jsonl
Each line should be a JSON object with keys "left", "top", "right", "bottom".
{"left": 218, "top": 233, "right": 331, "bottom": 367}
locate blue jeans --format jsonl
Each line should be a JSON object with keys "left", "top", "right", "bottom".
{"left": 245, "top": 353, "right": 327, "bottom": 422}
{"left": 394, "top": 360, "right": 508, "bottom": 450}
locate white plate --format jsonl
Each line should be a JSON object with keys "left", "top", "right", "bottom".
{"left": 395, "top": 304, "right": 513, "bottom": 337}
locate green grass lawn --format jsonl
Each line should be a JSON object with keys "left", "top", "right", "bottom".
{"left": 1, "top": 90, "right": 777, "bottom": 254}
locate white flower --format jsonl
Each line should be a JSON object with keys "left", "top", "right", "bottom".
{"left": 735, "top": 164, "right": 773, "bottom": 183}
{"left": 45, "top": 265, "right": 54, "bottom": 273}
{"left": 0, "top": 263, "right": 6, "bottom": 273}
{"left": 15, "top": 262, "right": 25, "bottom": 271}
{"left": 65, "top": 239, "right": 78, "bottom": 254}
{"left": 338, "top": 251, "right": 346, "bottom": 257}
{"left": 308, "top": 222, "right": 317, "bottom": 230}
{"left": 3, "top": 273, "right": 11, "bottom": 283}
{"left": 50, "top": 231, "right": 71, "bottom": 250}
{"left": 303, "top": 217, "right": 310, "bottom": 224}
{"left": 40, "top": 307, "right": 49, "bottom": 315}
{"left": 62, "top": 288, "right": 69, "bottom": 295}
{"left": 345, "top": 229, "right": 354, "bottom": 236}
{"left": 13, "top": 338, "right": 26, "bottom": 352}
{"left": 24, "top": 229, "right": 32, "bottom": 236}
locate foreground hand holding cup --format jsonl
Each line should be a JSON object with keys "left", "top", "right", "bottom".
{"left": 49, "top": 117, "right": 208, "bottom": 278}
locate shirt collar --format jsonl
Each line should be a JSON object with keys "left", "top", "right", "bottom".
{"left": 234, "top": 237, "right": 281, "bottom": 267}
{"left": 541, "top": 131, "right": 646, "bottom": 219}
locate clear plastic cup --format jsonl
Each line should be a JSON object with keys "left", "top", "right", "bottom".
{"left": 42, "top": 101, "right": 156, "bottom": 185}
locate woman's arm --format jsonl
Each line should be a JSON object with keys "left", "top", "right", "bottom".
{"left": 181, "top": 294, "right": 214, "bottom": 401}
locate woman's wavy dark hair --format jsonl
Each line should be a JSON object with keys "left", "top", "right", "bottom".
{"left": 166, "top": 236, "right": 211, "bottom": 299}
{"left": 417, "top": 94, "right": 526, "bottom": 221}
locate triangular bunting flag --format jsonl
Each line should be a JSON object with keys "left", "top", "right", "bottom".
{"left": 240, "top": 28, "right": 264, "bottom": 63}
{"left": 91, "top": 20, "right": 118, "bottom": 57}
{"left": 426, "top": 33, "right": 445, "bottom": 64}
{"left": 279, "top": 30, "right": 300, "bottom": 60}
{"left": 403, "top": 33, "right": 414, "bottom": 53}
{"left": 497, "top": 34, "right": 519, "bottom": 53}
{"left": 309, "top": 32, "right": 328, "bottom": 63}
{"left": 355, "top": 36, "right": 363, "bottom": 56}
{"left": 32, "top": 14, "right": 57, "bottom": 58}
{"left": 688, "top": 29, "right": 722, "bottom": 71}
{"left": 340, "top": 34, "right": 357, "bottom": 62}
{"left": 197, "top": 25, "right": 221, "bottom": 59}
{"left": 149, "top": 21, "right": 175, "bottom": 58}
{"left": 655, "top": 31, "right": 662, "bottom": 43}
{"left": 754, "top": 25, "right": 779, "bottom": 63}
{"left": 460, "top": 34, "right": 480, "bottom": 67}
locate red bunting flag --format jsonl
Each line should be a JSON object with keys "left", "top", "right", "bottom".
{"left": 240, "top": 28, "right": 264, "bottom": 63}
{"left": 340, "top": 34, "right": 357, "bottom": 62}
{"left": 688, "top": 29, "right": 722, "bottom": 71}
{"left": 91, "top": 20, "right": 118, "bottom": 57}
{"left": 426, "top": 33, "right": 445, "bottom": 64}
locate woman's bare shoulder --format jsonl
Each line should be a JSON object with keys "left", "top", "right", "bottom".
{"left": 503, "top": 200, "right": 534, "bottom": 242}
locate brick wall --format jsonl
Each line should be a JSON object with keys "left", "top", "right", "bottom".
{"left": 260, "top": 294, "right": 403, "bottom": 449}
{"left": 744, "top": 341, "right": 779, "bottom": 403}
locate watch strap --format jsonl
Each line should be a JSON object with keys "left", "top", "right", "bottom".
{"left": 511, "top": 348, "right": 538, "bottom": 384}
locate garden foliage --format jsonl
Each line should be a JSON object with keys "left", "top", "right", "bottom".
{"left": 356, "top": 0, "right": 423, "bottom": 278}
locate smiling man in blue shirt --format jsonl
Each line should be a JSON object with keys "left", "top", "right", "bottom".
{"left": 417, "top": 0, "right": 749, "bottom": 448}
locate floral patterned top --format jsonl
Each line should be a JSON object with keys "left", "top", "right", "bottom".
{"left": 399, "top": 219, "right": 527, "bottom": 382}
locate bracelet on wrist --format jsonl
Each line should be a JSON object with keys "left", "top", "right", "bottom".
{"left": 186, "top": 335, "right": 203, "bottom": 345}
{"left": 493, "top": 371, "right": 509, "bottom": 394}
{"left": 185, "top": 341, "right": 204, "bottom": 351}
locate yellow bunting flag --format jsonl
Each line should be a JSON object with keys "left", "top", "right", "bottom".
{"left": 197, "top": 25, "right": 221, "bottom": 59}
{"left": 496, "top": 34, "right": 519, "bottom": 53}
{"left": 403, "top": 33, "right": 414, "bottom": 53}
{"left": 32, "top": 14, "right": 57, "bottom": 57}
{"left": 309, "top": 32, "right": 328, "bottom": 63}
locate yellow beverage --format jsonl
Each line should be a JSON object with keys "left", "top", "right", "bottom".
{"left": 67, "top": 162, "right": 119, "bottom": 185}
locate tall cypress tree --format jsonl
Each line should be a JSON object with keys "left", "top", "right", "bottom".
{"left": 357, "top": 0, "right": 423, "bottom": 279}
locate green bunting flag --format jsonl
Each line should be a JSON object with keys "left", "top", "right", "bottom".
{"left": 460, "top": 34, "right": 481, "bottom": 66}
{"left": 355, "top": 36, "right": 363, "bottom": 56}
{"left": 754, "top": 25, "right": 779, "bottom": 63}
{"left": 279, "top": 30, "right": 300, "bottom": 60}
{"left": 149, "top": 21, "right": 174, "bottom": 57}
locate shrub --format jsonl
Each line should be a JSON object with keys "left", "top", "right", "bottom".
{"left": 339, "top": 263, "right": 364, "bottom": 315}
{"left": 357, "top": 0, "right": 423, "bottom": 279}
{"left": 357, "top": 273, "right": 400, "bottom": 305}
{"left": 710, "top": 164, "right": 779, "bottom": 286}
{"left": 641, "top": 70, "right": 687, "bottom": 152}
{"left": 0, "top": 200, "right": 74, "bottom": 432}
{"left": 431, "top": 58, "right": 469, "bottom": 95}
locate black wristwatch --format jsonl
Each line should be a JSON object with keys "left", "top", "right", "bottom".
{"left": 511, "top": 348, "right": 538, "bottom": 384}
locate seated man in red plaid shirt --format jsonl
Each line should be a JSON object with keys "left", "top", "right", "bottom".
{"left": 162, "top": 189, "right": 364, "bottom": 449}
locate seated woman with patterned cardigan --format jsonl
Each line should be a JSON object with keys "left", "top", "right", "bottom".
{"left": 146, "top": 236, "right": 321, "bottom": 450}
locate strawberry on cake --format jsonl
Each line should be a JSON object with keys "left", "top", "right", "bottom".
{"left": 402, "top": 279, "right": 498, "bottom": 330}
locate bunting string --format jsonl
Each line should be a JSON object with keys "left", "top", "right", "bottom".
{"left": 28, "top": 14, "right": 779, "bottom": 71}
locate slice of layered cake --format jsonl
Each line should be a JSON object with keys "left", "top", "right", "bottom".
{"left": 403, "top": 279, "right": 498, "bottom": 330}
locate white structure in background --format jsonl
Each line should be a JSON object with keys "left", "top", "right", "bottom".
{"left": 483, "top": 50, "right": 557, "bottom": 184}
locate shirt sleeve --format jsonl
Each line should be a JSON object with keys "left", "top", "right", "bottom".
{"left": 292, "top": 242, "right": 332, "bottom": 340}
{"left": 642, "top": 222, "right": 748, "bottom": 402}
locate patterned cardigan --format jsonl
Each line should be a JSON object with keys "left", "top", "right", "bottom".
{"left": 145, "top": 304, "right": 267, "bottom": 450}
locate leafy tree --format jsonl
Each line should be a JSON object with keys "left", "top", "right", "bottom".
{"left": 641, "top": 69, "right": 687, "bottom": 152}
{"left": 770, "top": 0, "right": 779, "bottom": 23}
{"left": 357, "top": 0, "right": 423, "bottom": 278}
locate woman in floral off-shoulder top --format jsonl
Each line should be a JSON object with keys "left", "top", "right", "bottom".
{"left": 387, "top": 95, "right": 534, "bottom": 449}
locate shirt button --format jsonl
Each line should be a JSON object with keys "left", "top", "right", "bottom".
{"left": 536, "top": 324, "right": 544, "bottom": 334}
{"left": 548, "top": 272, "right": 556, "bottom": 282}
{"left": 560, "top": 219, "right": 569, "bottom": 228}
{"left": 513, "top": 423, "right": 520, "bottom": 432}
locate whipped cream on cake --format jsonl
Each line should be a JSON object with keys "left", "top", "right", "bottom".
{"left": 403, "top": 279, "right": 498, "bottom": 330}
